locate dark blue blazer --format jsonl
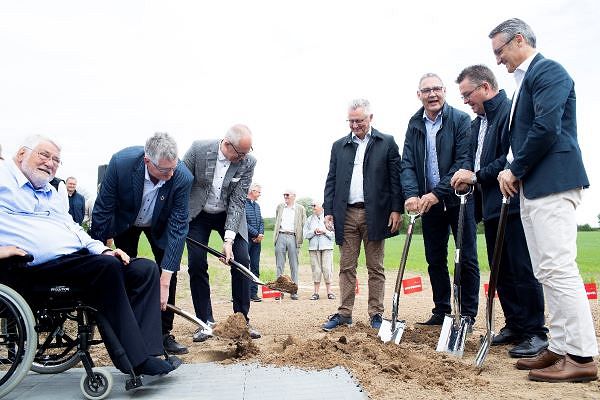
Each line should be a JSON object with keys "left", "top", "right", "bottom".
{"left": 509, "top": 53, "right": 589, "bottom": 199}
{"left": 91, "top": 146, "right": 193, "bottom": 272}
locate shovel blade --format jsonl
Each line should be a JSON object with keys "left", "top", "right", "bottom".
{"left": 474, "top": 332, "right": 493, "bottom": 368}
{"left": 436, "top": 315, "right": 469, "bottom": 357}
{"left": 377, "top": 318, "right": 406, "bottom": 344}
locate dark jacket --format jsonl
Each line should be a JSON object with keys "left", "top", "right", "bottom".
{"left": 68, "top": 191, "right": 86, "bottom": 225}
{"left": 509, "top": 53, "right": 588, "bottom": 198}
{"left": 400, "top": 103, "right": 471, "bottom": 208}
{"left": 323, "top": 127, "right": 403, "bottom": 245}
{"left": 90, "top": 146, "right": 193, "bottom": 272}
{"left": 245, "top": 199, "right": 264, "bottom": 239}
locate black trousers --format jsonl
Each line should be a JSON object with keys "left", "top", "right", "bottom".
{"left": 22, "top": 252, "right": 162, "bottom": 368}
{"left": 483, "top": 214, "right": 547, "bottom": 337}
{"left": 248, "top": 240, "right": 261, "bottom": 298}
{"left": 187, "top": 211, "right": 250, "bottom": 323}
{"left": 421, "top": 200, "right": 480, "bottom": 318}
{"left": 114, "top": 226, "right": 177, "bottom": 335}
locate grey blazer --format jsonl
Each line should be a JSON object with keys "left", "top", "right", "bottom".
{"left": 183, "top": 140, "right": 256, "bottom": 242}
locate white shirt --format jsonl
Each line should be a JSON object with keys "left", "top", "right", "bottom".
{"left": 279, "top": 204, "right": 296, "bottom": 232}
{"left": 204, "top": 146, "right": 230, "bottom": 214}
{"left": 348, "top": 127, "right": 372, "bottom": 204}
{"left": 134, "top": 166, "right": 165, "bottom": 227}
{"left": 507, "top": 51, "right": 539, "bottom": 163}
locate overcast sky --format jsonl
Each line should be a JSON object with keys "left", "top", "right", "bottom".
{"left": 1, "top": 0, "right": 599, "bottom": 225}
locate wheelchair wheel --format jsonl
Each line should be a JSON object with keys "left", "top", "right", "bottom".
{"left": 0, "top": 283, "right": 37, "bottom": 398}
{"left": 31, "top": 310, "right": 94, "bottom": 374}
{"left": 80, "top": 367, "right": 113, "bottom": 400}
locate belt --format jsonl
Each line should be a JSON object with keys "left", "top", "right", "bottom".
{"left": 348, "top": 202, "right": 365, "bottom": 209}
{"left": 279, "top": 231, "right": 295, "bottom": 235}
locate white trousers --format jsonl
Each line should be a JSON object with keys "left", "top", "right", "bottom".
{"left": 520, "top": 188, "right": 598, "bottom": 357}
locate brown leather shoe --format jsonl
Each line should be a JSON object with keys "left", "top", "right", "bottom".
{"left": 528, "top": 355, "right": 598, "bottom": 383}
{"left": 516, "top": 349, "right": 563, "bottom": 370}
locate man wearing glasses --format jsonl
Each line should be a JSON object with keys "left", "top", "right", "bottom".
{"left": 450, "top": 65, "right": 548, "bottom": 358}
{"left": 401, "top": 73, "right": 480, "bottom": 329}
{"left": 183, "top": 124, "right": 261, "bottom": 342}
{"left": 322, "top": 98, "right": 403, "bottom": 331}
{"left": 273, "top": 189, "right": 306, "bottom": 300}
{"left": 489, "top": 18, "right": 597, "bottom": 382}
{"left": 91, "top": 132, "right": 193, "bottom": 356}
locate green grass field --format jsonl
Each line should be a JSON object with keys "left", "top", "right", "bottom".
{"left": 136, "top": 230, "right": 599, "bottom": 283}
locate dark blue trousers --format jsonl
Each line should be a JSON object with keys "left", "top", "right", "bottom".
{"left": 483, "top": 214, "right": 547, "bottom": 337}
{"left": 248, "top": 241, "right": 261, "bottom": 298}
{"left": 187, "top": 211, "right": 250, "bottom": 323}
{"left": 421, "top": 200, "right": 480, "bottom": 318}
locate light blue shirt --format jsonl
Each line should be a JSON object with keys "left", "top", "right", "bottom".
{"left": 0, "top": 160, "right": 109, "bottom": 266}
{"left": 134, "top": 166, "right": 165, "bottom": 227}
{"left": 423, "top": 111, "right": 442, "bottom": 191}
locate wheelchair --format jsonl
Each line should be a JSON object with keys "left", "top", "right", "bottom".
{"left": 0, "top": 255, "right": 143, "bottom": 399}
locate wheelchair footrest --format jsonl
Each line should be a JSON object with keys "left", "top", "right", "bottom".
{"left": 125, "top": 376, "right": 143, "bottom": 391}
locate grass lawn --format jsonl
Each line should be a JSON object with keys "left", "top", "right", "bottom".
{"left": 136, "top": 230, "right": 599, "bottom": 284}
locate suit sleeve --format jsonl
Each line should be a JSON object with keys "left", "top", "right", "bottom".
{"left": 510, "top": 61, "right": 569, "bottom": 179}
{"left": 387, "top": 136, "right": 404, "bottom": 212}
{"left": 90, "top": 153, "right": 119, "bottom": 242}
{"left": 400, "top": 128, "right": 419, "bottom": 199}
{"left": 225, "top": 158, "right": 255, "bottom": 234}
{"left": 323, "top": 143, "right": 338, "bottom": 216}
{"left": 160, "top": 169, "right": 193, "bottom": 272}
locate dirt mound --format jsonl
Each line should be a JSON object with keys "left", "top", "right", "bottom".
{"left": 265, "top": 275, "right": 298, "bottom": 294}
{"left": 212, "top": 312, "right": 260, "bottom": 359}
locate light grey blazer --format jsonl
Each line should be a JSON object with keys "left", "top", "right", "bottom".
{"left": 183, "top": 139, "right": 256, "bottom": 242}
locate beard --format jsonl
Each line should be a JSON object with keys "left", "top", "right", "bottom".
{"left": 20, "top": 160, "right": 53, "bottom": 189}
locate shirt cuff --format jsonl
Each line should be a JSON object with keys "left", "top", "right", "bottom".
{"left": 224, "top": 230, "right": 236, "bottom": 241}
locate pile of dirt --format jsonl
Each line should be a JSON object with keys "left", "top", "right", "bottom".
{"left": 212, "top": 312, "right": 260, "bottom": 359}
{"left": 265, "top": 275, "right": 298, "bottom": 294}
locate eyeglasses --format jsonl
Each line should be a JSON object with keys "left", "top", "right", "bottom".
{"left": 346, "top": 117, "right": 368, "bottom": 125}
{"left": 149, "top": 159, "right": 176, "bottom": 174}
{"left": 419, "top": 86, "right": 444, "bottom": 96}
{"left": 461, "top": 84, "right": 483, "bottom": 101}
{"left": 252, "top": 189, "right": 261, "bottom": 194}
{"left": 493, "top": 35, "right": 515, "bottom": 57}
{"left": 226, "top": 141, "right": 253, "bottom": 158}
{"left": 24, "top": 146, "right": 61, "bottom": 166}
{"left": 283, "top": 193, "right": 290, "bottom": 197}
{"left": 311, "top": 204, "right": 317, "bottom": 207}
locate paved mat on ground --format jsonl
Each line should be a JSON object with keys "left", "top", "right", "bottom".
{"left": 6, "top": 362, "right": 367, "bottom": 400}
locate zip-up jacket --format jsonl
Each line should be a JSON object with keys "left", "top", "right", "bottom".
{"left": 400, "top": 103, "right": 471, "bottom": 209}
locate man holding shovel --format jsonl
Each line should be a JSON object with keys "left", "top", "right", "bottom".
{"left": 451, "top": 65, "right": 548, "bottom": 358}
{"left": 489, "top": 18, "right": 597, "bottom": 382}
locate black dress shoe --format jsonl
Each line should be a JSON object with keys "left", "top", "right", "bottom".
{"left": 250, "top": 295, "right": 262, "bottom": 302}
{"left": 163, "top": 334, "right": 189, "bottom": 355}
{"left": 416, "top": 313, "right": 445, "bottom": 326}
{"left": 492, "top": 327, "right": 523, "bottom": 346}
{"left": 509, "top": 335, "right": 548, "bottom": 358}
{"left": 248, "top": 325, "right": 261, "bottom": 339}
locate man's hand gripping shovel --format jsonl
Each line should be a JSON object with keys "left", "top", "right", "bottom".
{"left": 378, "top": 212, "right": 420, "bottom": 344}
{"left": 474, "top": 195, "right": 510, "bottom": 368}
{"left": 436, "top": 187, "right": 472, "bottom": 357}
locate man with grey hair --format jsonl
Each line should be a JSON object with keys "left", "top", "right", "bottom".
{"left": 0, "top": 135, "right": 179, "bottom": 376}
{"left": 450, "top": 64, "right": 548, "bottom": 358}
{"left": 489, "top": 18, "right": 597, "bottom": 382}
{"left": 91, "top": 132, "right": 193, "bottom": 355}
{"left": 184, "top": 124, "right": 261, "bottom": 342}
{"left": 66, "top": 176, "right": 86, "bottom": 225}
{"left": 322, "top": 98, "right": 403, "bottom": 331}
{"left": 245, "top": 182, "right": 264, "bottom": 302}
{"left": 401, "top": 73, "right": 479, "bottom": 328}
{"left": 273, "top": 189, "right": 306, "bottom": 299}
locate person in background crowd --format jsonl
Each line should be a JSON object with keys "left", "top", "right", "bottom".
{"left": 303, "top": 200, "right": 335, "bottom": 300}
{"left": 66, "top": 176, "right": 86, "bottom": 225}
{"left": 245, "top": 183, "right": 264, "bottom": 302}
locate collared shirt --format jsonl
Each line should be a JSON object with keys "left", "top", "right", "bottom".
{"left": 0, "top": 160, "right": 108, "bottom": 266}
{"left": 348, "top": 127, "right": 372, "bottom": 204}
{"left": 507, "top": 51, "right": 539, "bottom": 163}
{"left": 279, "top": 204, "right": 297, "bottom": 232}
{"left": 423, "top": 110, "right": 443, "bottom": 191}
{"left": 474, "top": 115, "right": 488, "bottom": 172}
{"left": 134, "top": 165, "right": 165, "bottom": 227}
{"left": 204, "top": 146, "right": 230, "bottom": 214}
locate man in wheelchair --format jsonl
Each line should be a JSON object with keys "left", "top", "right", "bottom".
{"left": 0, "top": 135, "right": 180, "bottom": 378}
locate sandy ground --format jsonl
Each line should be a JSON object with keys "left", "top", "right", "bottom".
{"left": 93, "top": 261, "right": 600, "bottom": 399}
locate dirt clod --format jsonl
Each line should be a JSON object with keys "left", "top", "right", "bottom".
{"left": 265, "top": 275, "right": 298, "bottom": 294}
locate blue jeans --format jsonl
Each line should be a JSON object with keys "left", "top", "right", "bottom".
{"left": 421, "top": 200, "right": 480, "bottom": 318}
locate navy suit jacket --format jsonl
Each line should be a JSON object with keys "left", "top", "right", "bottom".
{"left": 509, "top": 53, "right": 589, "bottom": 199}
{"left": 91, "top": 146, "right": 193, "bottom": 272}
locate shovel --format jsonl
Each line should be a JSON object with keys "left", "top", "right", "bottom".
{"left": 378, "top": 212, "right": 420, "bottom": 344}
{"left": 436, "top": 186, "right": 473, "bottom": 357}
{"left": 474, "top": 195, "right": 510, "bottom": 368}
{"left": 167, "top": 303, "right": 213, "bottom": 337}
{"left": 185, "top": 236, "right": 297, "bottom": 294}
